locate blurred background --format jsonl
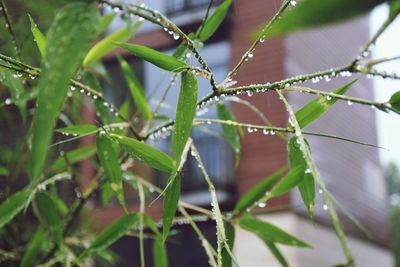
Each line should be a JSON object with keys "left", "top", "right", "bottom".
{"left": 0, "top": 0, "right": 399, "bottom": 266}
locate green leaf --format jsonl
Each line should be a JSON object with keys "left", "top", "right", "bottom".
{"left": 144, "top": 214, "right": 161, "bottom": 237}
{"left": 217, "top": 104, "right": 241, "bottom": 167}
{"left": 239, "top": 214, "right": 311, "bottom": 247}
{"left": 21, "top": 228, "right": 46, "bottom": 267}
{"left": 96, "top": 133, "right": 126, "bottom": 208}
{"left": 222, "top": 221, "right": 235, "bottom": 267}
{"left": 266, "top": 0, "right": 385, "bottom": 37}
{"left": 56, "top": 124, "right": 98, "bottom": 136}
{"left": 268, "top": 165, "right": 305, "bottom": 198}
{"left": 265, "top": 242, "right": 289, "bottom": 267}
{"left": 35, "top": 192, "right": 62, "bottom": 243}
{"left": 118, "top": 56, "right": 152, "bottom": 120}
{"left": 111, "top": 134, "right": 176, "bottom": 173}
{"left": 199, "top": 0, "right": 232, "bottom": 42}
{"left": 389, "top": 0, "right": 400, "bottom": 18}
{"left": 295, "top": 80, "right": 357, "bottom": 129}
{"left": 153, "top": 238, "right": 169, "bottom": 267}
{"left": 173, "top": 32, "right": 196, "bottom": 59}
{"left": 162, "top": 174, "right": 181, "bottom": 241}
{"left": 235, "top": 167, "right": 286, "bottom": 213}
{"left": 0, "top": 70, "right": 27, "bottom": 121}
{"left": 51, "top": 145, "right": 96, "bottom": 172}
{"left": 28, "top": 3, "right": 99, "bottom": 181}
{"left": 0, "top": 190, "right": 31, "bottom": 229}
{"left": 84, "top": 23, "right": 141, "bottom": 66}
{"left": 0, "top": 165, "right": 9, "bottom": 176}
{"left": 99, "top": 13, "right": 117, "bottom": 34}
{"left": 389, "top": 91, "right": 400, "bottom": 112}
{"left": 80, "top": 213, "right": 140, "bottom": 258}
{"left": 28, "top": 14, "right": 47, "bottom": 57}
{"left": 288, "top": 137, "right": 315, "bottom": 217}
{"left": 171, "top": 71, "right": 198, "bottom": 162}
{"left": 117, "top": 43, "right": 187, "bottom": 72}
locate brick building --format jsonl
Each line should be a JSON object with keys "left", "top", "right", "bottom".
{"left": 89, "top": 0, "right": 393, "bottom": 266}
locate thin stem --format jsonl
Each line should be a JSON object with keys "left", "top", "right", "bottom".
{"left": 228, "top": 0, "right": 291, "bottom": 78}
{"left": 0, "top": 0, "right": 21, "bottom": 59}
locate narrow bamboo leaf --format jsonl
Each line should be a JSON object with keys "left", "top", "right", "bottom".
{"left": 101, "top": 182, "right": 114, "bottom": 206}
{"left": 21, "top": 228, "right": 46, "bottom": 267}
{"left": 84, "top": 23, "right": 141, "bottom": 66}
{"left": 28, "top": 3, "right": 99, "bottom": 181}
{"left": 96, "top": 133, "right": 126, "bottom": 208}
{"left": 99, "top": 13, "right": 117, "bottom": 34}
{"left": 0, "top": 70, "right": 27, "bottom": 121}
{"left": 56, "top": 124, "right": 98, "bottom": 136}
{"left": 221, "top": 221, "right": 235, "bottom": 267}
{"left": 266, "top": 0, "right": 385, "bottom": 37}
{"left": 235, "top": 167, "right": 286, "bottom": 213}
{"left": 265, "top": 242, "right": 289, "bottom": 267}
{"left": 0, "top": 190, "right": 31, "bottom": 229}
{"left": 173, "top": 32, "right": 196, "bottom": 59}
{"left": 35, "top": 192, "right": 62, "bottom": 243}
{"left": 389, "top": 91, "right": 400, "bottom": 112}
{"left": 80, "top": 213, "right": 140, "bottom": 258}
{"left": 288, "top": 137, "right": 315, "bottom": 217}
{"left": 389, "top": 0, "right": 400, "bottom": 18}
{"left": 118, "top": 56, "right": 152, "bottom": 120}
{"left": 217, "top": 104, "right": 241, "bottom": 167}
{"left": 199, "top": 0, "right": 232, "bottom": 42}
{"left": 269, "top": 165, "right": 305, "bottom": 198}
{"left": 239, "top": 214, "right": 311, "bottom": 247}
{"left": 162, "top": 174, "right": 181, "bottom": 241}
{"left": 28, "top": 14, "right": 47, "bottom": 57}
{"left": 51, "top": 145, "right": 96, "bottom": 172}
{"left": 117, "top": 43, "right": 187, "bottom": 72}
{"left": 111, "top": 134, "right": 176, "bottom": 173}
{"left": 144, "top": 214, "right": 161, "bottom": 236}
{"left": 153, "top": 238, "right": 169, "bottom": 267}
{"left": 171, "top": 71, "right": 198, "bottom": 162}
{"left": 295, "top": 80, "right": 357, "bottom": 129}
{"left": 49, "top": 193, "right": 69, "bottom": 215}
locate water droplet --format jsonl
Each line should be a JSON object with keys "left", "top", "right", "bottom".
{"left": 290, "top": 0, "right": 297, "bottom": 6}
{"left": 257, "top": 202, "right": 267, "bottom": 208}
{"left": 149, "top": 187, "right": 155, "bottom": 193}
{"left": 270, "top": 130, "right": 276, "bottom": 135}
{"left": 260, "top": 37, "right": 265, "bottom": 43}
{"left": 247, "top": 91, "right": 253, "bottom": 97}
{"left": 263, "top": 129, "right": 270, "bottom": 135}
{"left": 347, "top": 100, "right": 353, "bottom": 106}
{"left": 323, "top": 204, "right": 328, "bottom": 211}
{"left": 163, "top": 27, "right": 168, "bottom": 31}
{"left": 173, "top": 33, "right": 180, "bottom": 40}
{"left": 305, "top": 168, "right": 311, "bottom": 174}
{"left": 138, "top": 17, "right": 144, "bottom": 22}
{"left": 70, "top": 86, "right": 76, "bottom": 91}
{"left": 5, "top": 98, "right": 12, "bottom": 105}
{"left": 318, "top": 189, "right": 323, "bottom": 194}
{"left": 371, "top": 105, "right": 376, "bottom": 109}
{"left": 247, "top": 128, "right": 254, "bottom": 133}
{"left": 326, "top": 95, "right": 332, "bottom": 100}
{"left": 248, "top": 52, "right": 254, "bottom": 58}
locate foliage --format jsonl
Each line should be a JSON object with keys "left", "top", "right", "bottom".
{"left": 0, "top": 0, "right": 399, "bottom": 266}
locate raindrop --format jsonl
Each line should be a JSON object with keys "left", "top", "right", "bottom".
{"left": 326, "top": 95, "right": 332, "bottom": 101}
{"left": 257, "top": 202, "right": 267, "bottom": 208}
{"left": 371, "top": 105, "right": 376, "bottom": 109}
{"left": 260, "top": 37, "right": 265, "bottom": 43}
{"left": 247, "top": 91, "right": 253, "bottom": 97}
{"left": 305, "top": 168, "right": 311, "bottom": 174}
{"left": 5, "top": 98, "right": 12, "bottom": 105}
{"left": 290, "top": 0, "right": 297, "bottom": 6}
{"left": 323, "top": 204, "right": 328, "bottom": 211}
{"left": 347, "top": 100, "right": 353, "bottom": 106}
{"left": 247, "top": 128, "right": 254, "bottom": 133}
{"left": 318, "top": 189, "right": 323, "bottom": 194}
{"left": 263, "top": 129, "right": 270, "bottom": 135}
{"left": 70, "top": 86, "right": 76, "bottom": 91}
{"left": 138, "top": 17, "right": 144, "bottom": 22}
{"left": 173, "top": 33, "right": 180, "bottom": 40}
{"left": 270, "top": 130, "right": 276, "bottom": 135}
{"left": 248, "top": 52, "right": 253, "bottom": 58}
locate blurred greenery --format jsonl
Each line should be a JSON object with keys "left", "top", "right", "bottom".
{"left": 0, "top": 0, "right": 61, "bottom": 64}
{"left": 384, "top": 162, "right": 400, "bottom": 267}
